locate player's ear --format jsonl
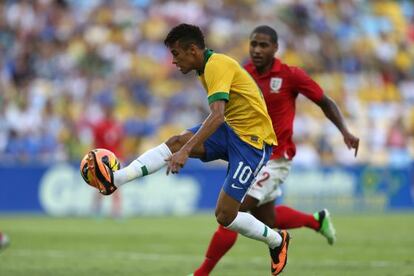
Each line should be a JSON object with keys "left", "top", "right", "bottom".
{"left": 189, "top": 43, "right": 197, "bottom": 55}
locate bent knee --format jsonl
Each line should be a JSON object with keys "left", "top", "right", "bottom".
{"left": 165, "top": 134, "right": 187, "bottom": 153}
{"left": 215, "top": 208, "right": 237, "bottom": 227}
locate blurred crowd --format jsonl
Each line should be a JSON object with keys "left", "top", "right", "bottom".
{"left": 0, "top": 0, "right": 413, "bottom": 167}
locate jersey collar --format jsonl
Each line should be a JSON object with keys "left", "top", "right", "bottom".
{"left": 270, "top": 58, "right": 282, "bottom": 73}
{"left": 197, "top": 49, "right": 214, "bottom": 75}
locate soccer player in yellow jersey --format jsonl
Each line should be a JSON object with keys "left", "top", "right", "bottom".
{"left": 84, "top": 23, "right": 289, "bottom": 275}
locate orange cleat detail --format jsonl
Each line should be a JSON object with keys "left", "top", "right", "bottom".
{"left": 270, "top": 230, "right": 290, "bottom": 275}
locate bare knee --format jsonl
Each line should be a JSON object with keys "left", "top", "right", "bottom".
{"left": 215, "top": 207, "right": 237, "bottom": 227}
{"left": 165, "top": 132, "right": 194, "bottom": 153}
{"left": 165, "top": 134, "right": 186, "bottom": 153}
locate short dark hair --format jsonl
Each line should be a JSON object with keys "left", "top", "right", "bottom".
{"left": 251, "top": 25, "right": 278, "bottom": 44}
{"left": 164, "top": 23, "right": 205, "bottom": 49}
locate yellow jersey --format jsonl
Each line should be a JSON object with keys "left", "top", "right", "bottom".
{"left": 198, "top": 50, "right": 277, "bottom": 149}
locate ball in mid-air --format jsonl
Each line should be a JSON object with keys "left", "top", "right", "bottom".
{"left": 80, "top": 148, "right": 121, "bottom": 186}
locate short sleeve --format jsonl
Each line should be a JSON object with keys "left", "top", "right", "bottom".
{"left": 292, "top": 67, "right": 324, "bottom": 102}
{"left": 204, "top": 59, "right": 234, "bottom": 104}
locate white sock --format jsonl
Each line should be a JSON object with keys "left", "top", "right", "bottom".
{"left": 226, "top": 212, "right": 282, "bottom": 249}
{"left": 114, "top": 143, "right": 172, "bottom": 187}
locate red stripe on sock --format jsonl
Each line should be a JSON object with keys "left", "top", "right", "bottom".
{"left": 194, "top": 225, "right": 238, "bottom": 276}
{"left": 274, "top": 205, "right": 320, "bottom": 230}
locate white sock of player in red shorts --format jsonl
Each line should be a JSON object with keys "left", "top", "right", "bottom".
{"left": 114, "top": 143, "right": 172, "bottom": 187}
{"left": 226, "top": 212, "right": 282, "bottom": 249}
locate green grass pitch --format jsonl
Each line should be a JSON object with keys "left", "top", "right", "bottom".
{"left": 0, "top": 213, "right": 413, "bottom": 276}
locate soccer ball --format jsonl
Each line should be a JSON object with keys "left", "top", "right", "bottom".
{"left": 80, "top": 148, "right": 121, "bottom": 186}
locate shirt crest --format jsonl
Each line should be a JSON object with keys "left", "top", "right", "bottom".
{"left": 270, "top": 77, "right": 282, "bottom": 93}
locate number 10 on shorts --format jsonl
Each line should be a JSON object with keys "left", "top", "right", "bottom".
{"left": 233, "top": 162, "right": 253, "bottom": 184}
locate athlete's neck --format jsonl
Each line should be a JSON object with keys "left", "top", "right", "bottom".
{"left": 196, "top": 48, "right": 213, "bottom": 75}
{"left": 256, "top": 59, "right": 274, "bottom": 75}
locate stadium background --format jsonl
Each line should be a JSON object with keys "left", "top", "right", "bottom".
{"left": 0, "top": 0, "right": 413, "bottom": 275}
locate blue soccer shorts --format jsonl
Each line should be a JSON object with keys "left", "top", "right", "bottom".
{"left": 188, "top": 123, "right": 272, "bottom": 202}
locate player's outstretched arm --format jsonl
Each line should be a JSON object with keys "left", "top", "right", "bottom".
{"left": 317, "top": 95, "right": 360, "bottom": 156}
